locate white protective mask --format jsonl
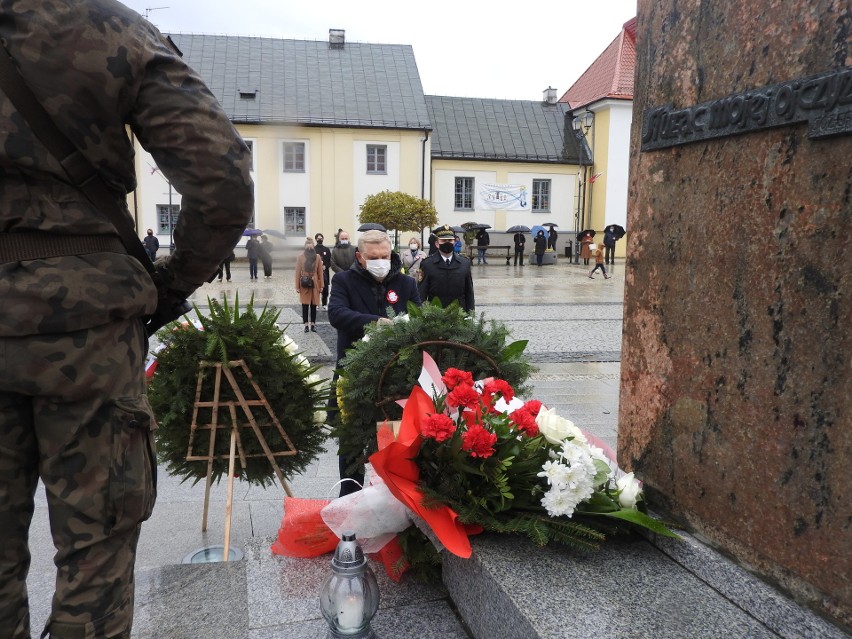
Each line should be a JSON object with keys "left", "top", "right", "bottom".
{"left": 409, "top": 244, "right": 418, "bottom": 250}
{"left": 339, "top": 240, "right": 350, "bottom": 246}
{"left": 365, "top": 258, "right": 391, "bottom": 280}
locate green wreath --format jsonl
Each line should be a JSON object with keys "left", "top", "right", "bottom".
{"left": 333, "top": 300, "right": 533, "bottom": 468}
{"left": 148, "top": 294, "right": 330, "bottom": 487}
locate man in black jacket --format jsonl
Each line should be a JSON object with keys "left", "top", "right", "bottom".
{"left": 328, "top": 230, "right": 421, "bottom": 495}
{"left": 418, "top": 224, "right": 475, "bottom": 312}
{"left": 475, "top": 228, "right": 490, "bottom": 264}
{"left": 513, "top": 231, "right": 526, "bottom": 266}
{"left": 328, "top": 230, "right": 421, "bottom": 362}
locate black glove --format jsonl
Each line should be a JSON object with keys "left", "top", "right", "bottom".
{"left": 144, "top": 288, "right": 192, "bottom": 336}
{"left": 144, "top": 259, "right": 192, "bottom": 337}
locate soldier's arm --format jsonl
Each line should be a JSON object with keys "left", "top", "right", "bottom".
{"left": 128, "top": 25, "right": 254, "bottom": 293}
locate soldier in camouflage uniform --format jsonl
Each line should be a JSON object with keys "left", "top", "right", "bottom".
{"left": 0, "top": 1, "right": 254, "bottom": 638}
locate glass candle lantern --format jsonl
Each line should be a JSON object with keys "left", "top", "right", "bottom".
{"left": 319, "top": 532, "right": 380, "bottom": 638}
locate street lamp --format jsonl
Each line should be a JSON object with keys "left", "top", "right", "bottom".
{"left": 571, "top": 110, "right": 594, "bottom": 263}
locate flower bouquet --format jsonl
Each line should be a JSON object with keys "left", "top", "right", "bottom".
{"left": 366, "top": 356, "right": 678, "bottom": 577}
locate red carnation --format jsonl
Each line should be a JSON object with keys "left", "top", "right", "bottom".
{"left": 422, "top": 413, "right": 457, "bottom": 442}
{"left": 509, "top": 408, "right": 539, "bottom": 437}
{"left": 446, "top": 383, "right": 480, "bottom": 410}
{"left": 482, "top": 379, "right": 514, "bottom": 409}
{"left": 442, "top": 368, "right": 474, "bottom": 390}
{"left": 483, "top": 379, "right": 514, "bottom": 402}
{"left": 523, "top": 399, "right": 543, "bottom": 417}
{"left": 461, "top": 424, "right": 497, "bottom": 459}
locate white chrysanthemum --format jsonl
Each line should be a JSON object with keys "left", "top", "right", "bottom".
{"left": 541, "top": 487, "right": 582, "bottom": 518}
{"left": 361, "top": 334, "right": 371, "bottom": 343}
{"left": 295, "top": 354, "right": 310, "bottom": 369}
{"left": 313, "top": 410, "right": 327, "bottom": 424}
{"left": 537, "top": 460, "right": 571, "bottom": 487}
{"left": 393, "top": 314, "right": 410, "bottom": 323}
{"left": 558, "top": 441, "right": 596, "bottom": 476}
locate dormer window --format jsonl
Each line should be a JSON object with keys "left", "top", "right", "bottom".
{"left": 239, "top": 90, "right": 257, "bottom": 100}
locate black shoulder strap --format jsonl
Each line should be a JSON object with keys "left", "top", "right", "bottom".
{"left": 0, "top": 44, "right": 155, "bottom": 275}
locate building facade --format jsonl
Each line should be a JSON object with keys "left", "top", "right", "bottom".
{"left": 130, "top": 31, "right": 589, "bottom": 253}
{"left": 561, "top": 17, "right": 636, "bottom": 257}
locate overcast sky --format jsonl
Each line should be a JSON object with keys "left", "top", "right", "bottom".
{"left": 120, "top": 0, "right": 637, "bottom": 101}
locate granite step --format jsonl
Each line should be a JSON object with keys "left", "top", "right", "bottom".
{"left": 128, "top": 527, "right": 849, "bottom": 639}
{"left": 442, "top": 530, "right": 849, "bottom": 639}
{"left": 130, "top": 537, "right": 471, "bottom": 639}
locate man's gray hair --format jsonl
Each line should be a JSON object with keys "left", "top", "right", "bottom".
{"left": 357, "top": 230, "right": 391, "bottom": 253}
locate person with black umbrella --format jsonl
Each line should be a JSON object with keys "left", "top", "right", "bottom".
{"left": 603, "top": 225, "right": 625, "bottom": 265}
{"left": 580, "top": 231, "right": 595, "bottom": 265}
{"left": 513, "top": 229, "right": 526, "bottom": 265}
{"left": 547, "top": 226, "right": 558, "bottom": 251}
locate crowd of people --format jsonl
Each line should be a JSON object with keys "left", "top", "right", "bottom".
{"left": 214, "top": 225, "right": 622, "bottom": 290}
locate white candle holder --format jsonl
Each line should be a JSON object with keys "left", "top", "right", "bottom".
{"left": 319, "top": 531, "right": 380, "bottom": 638}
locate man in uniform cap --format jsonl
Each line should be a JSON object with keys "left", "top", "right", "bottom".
{"left": 0, "top": 2, "right": 254, "bottom": 637}
{"left": 418, "top": 225, "right": 475, "bottom": 312}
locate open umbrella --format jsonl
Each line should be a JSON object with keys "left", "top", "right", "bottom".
{"left": 242, "top": 228, "right": 263, "bottom": 236}
{"left": 576, "top": 229, "right": 596, "bottom": 241}
{"left": 531, "top": 225, "right": 547, "bottom": 239}
{"left": 449, "top": 225, "right": 465, "bottom": 234}
{"left": 460, "top": 221, "right": 480, "bottom": 230}
{"left": 606, "top": 224, "right": 626, "bottom": 240}
{"left": 467, "top": 223, "right": 492, "bottom": 230}
{"left": 262, "top": 229, "right": 287, "bottom": 239}
{"left": 358, "top": 222, "right": 387, "bottom": 232}
{"left": 506, "top": 225, "right": 531, "bottom": 233}
{"left": 541, "top": 222, "right": 559, "bottom": 228}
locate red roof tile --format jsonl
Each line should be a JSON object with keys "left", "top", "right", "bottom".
{"left": 560, "top": 17, "right": 636, "bottom": 110}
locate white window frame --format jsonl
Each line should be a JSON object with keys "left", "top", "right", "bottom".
{"left": 283, "top": 142, "right": 305, "bottom": 172}
{"left": 454, "top": 177, "right": 474, "bottom": 210}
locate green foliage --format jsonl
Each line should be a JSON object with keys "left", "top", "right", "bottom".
{"left": 396, "top": 526, "right": 443, "bottom": 583}
{"left": 333, "top": 301, "right": 533, "bottom": 470}
{"left": 359, "top": 190, "right": 438, "bottom": 234}
{"left": 148, "top": 295, "right": 330, "bottom": 487}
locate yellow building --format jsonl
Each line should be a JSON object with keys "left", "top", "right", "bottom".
{"left": 131, "top": 30, "right": 588, "bottom": 257}
{"left": 131, "top": 30, "right": 432, "bottom": 250}
{"left": 426, "top": 93, "right": 586, "bottom": 257}
{"left": 560, "top": 17, "right": 636, "bottom": 258}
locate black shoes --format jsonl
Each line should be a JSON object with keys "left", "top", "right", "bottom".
{"left": 304, "top": 326, "right": 309, "bottom": 333}
{"left": 311, "top": 325, "right": 317, "bottom": 332}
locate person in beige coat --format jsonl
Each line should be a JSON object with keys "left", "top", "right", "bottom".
{"left": 294, "top": 238, "right": 324, "bottom": 332}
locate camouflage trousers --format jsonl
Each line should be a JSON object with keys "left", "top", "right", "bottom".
{"left": 0, "top": 319, "right": 157, "bottom": 639}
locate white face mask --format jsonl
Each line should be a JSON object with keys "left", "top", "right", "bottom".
{"left": 409, "top": 244, "right": 418, "bottom": 250}
{"left": 365, "top": 258, "right": 391, "bottom": 280}
{"left": 339, "top": 240, "right": 349, "bottom": 246}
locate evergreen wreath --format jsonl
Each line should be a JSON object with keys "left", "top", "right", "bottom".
{"left": 148, "top": 294, "right": 330, "bottom": 487}
{"left": 333, "top": 300, "right": 533, "bottom": 469}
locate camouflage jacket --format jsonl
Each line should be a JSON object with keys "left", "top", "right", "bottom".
{"left": 0, "top": 0, "right": 254, "bottom": 336}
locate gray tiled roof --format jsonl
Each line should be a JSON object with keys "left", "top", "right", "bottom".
{"left": 425, "top": 95, "right": 585, "bottom": 164}
{"left": 169, "top": 33, "right": 432, "bottom": 130}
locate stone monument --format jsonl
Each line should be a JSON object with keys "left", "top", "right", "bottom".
{"left": 620, "top": 0, "right": 850, "bottom": 629}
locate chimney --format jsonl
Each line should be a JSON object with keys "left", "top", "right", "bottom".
{"left": 543, "top": 86, "right": 558, "bottom": 105}
{"left": 329, "top": 29, "right": 345, "bottom": 49}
